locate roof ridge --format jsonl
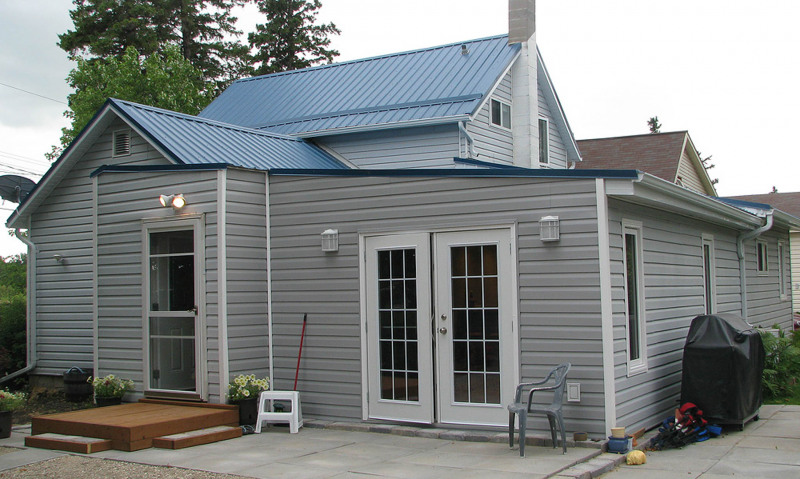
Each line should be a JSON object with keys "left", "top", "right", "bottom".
{"left": 577, "top": 130, "right": 688, "bottom": 142}
{"left": 235, "top": 34, "right": 511, "bottom": 85}
{"left": 110, "top": 98, "right": 306, "bottom": 142}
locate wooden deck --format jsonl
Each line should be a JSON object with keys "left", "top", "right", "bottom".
{"left": 27, "top": 399, "right": 240, "bottom": 452}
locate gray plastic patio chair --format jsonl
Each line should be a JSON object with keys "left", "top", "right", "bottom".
{"left": 508, "top": 362, "right": 571, "bottom": 457}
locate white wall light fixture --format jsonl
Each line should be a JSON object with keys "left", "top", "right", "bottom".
{"left": 321, "top": 229, "right": 339, "bottom": 252}
{"left": 159, "top": 194, "right": 186, "bottom": 210}
{"left": 540, "top": 215, "right": 560, "bottom": 242}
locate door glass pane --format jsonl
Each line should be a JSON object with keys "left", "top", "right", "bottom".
{"left": 149, "top": 231, "right": 194, "bottom": 312}
{"left": 377, "top": 249, "right": 419, "bottom": 402}
{"left": 149, "top": 316, "right": 195, "bottom": 391}
{"left": 451, "top": 245, "right": 501, "bottom": 404}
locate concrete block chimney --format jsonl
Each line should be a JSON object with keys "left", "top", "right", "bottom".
{"left": 508, "top": 0, "right": 540, "bottom": 167}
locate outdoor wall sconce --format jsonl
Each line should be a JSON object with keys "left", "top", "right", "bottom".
{"left": 159, "top": 194, "right": 186, "bottom": 210}
{"left": 321, "top": 229, "right": 339, "bottom": 252}
{"left": 539, "top": 215, "right": 560, "bottom": 242}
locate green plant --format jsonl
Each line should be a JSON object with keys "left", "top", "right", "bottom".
{"left": 0, "top": 388, "right": 26, "bottom": 412}
{"left": 89, "top": 374, "right": 134, "bottom": 398}
{"left": 227, "top": 374, "right": 269, "bottom": 401}
{"left": 760, "top": 330, "right": 800, "bottom": 401}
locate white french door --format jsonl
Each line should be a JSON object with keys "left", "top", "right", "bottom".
{"left": 364, "top": 228, "right": 516, "bottom": 426}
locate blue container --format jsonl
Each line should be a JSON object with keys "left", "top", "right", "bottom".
{"left": 607, "top": 436, "right": 630, "bottom": 454}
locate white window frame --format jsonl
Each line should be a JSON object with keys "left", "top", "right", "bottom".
{"left": 756, "top": 240, "right": 769, "bottom": 274}
{"left": 112, "top": 129, "right": 131, "bottom": 157}
{"left": 622, "top": 220, "right": 647, "bottom": 376}
{"left": 778, "top": 241, "right": 787, "bottom": 299}
{"left": 701, "top": 235, "right": 716, "bottom": 314}
{"left": 489, "top": 98, "right": 511, "bottom": 130}
{"left": 538, "top": 117, "right": 549, "bottom": 166}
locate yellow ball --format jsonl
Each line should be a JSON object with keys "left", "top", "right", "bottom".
{"left": 626, "top": 450, "right": 647, "bottom": 465}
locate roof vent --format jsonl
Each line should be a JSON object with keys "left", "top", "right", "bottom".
{"left": 461, "top": 44, "right": 470, "bottom": 55}
{"left": 113, "top": 130, "right": 131, "bottom": 157}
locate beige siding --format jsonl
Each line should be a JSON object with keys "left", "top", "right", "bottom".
{"left": 268, "top": 175, "right": 607, "bottom": 434}
{"left": 675, "top": 149, "right": 707, "bottom": 195}
{"left": 29, "top": 119, "right": 170, "bottom": 377}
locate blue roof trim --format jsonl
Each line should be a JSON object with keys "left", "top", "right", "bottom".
{"left": 91, "top": 163, "right": 230, "bottom": 178}
{"left": 716, "top": 197, "right": 773, "bottom": 210}
{"left": 267, "top": 168, "right": 641, "bottom": 179}
{"left": 453, "top": 157, "right": 529, "bottom": 169}
{"left": 199, "top": 35, "right": 520, "bottom": 135}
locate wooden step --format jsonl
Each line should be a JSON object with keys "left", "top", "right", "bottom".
{"left": 25, "top": 433, "right": 113, "bottom": 454}
{"left": 152, "top": 425, "right": 243, "bottom": 450}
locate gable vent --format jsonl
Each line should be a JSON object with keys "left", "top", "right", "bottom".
{"left": 113, "top": 130, "right": 131, "bottom": 157}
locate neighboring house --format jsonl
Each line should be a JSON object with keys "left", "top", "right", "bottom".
{"left": 726, "top": 192, "right": 800, "bottom": 314}
{"left": 4, "top": 2, "right": 797, "bottom": 439}
{"left": 576, "top": 131, "right": 717, "bottom": 196}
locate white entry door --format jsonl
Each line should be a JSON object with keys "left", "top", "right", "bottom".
{"left": 434, "top": 229, "right": 515, "bottom": 426}
{"left": 365, "top": 229, "right": 516, "bottom": 426}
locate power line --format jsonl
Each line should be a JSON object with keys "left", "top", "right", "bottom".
{"left": 0, "top": 150, "right": 51, "bottom": 167}
{"left": 0, "top": 81, "right": 68, "bottom": 106}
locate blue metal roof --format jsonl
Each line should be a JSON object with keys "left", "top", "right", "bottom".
{"left": 198, "top": 35, "right": 520, "bottom": 136}
{"left": 111, "top": 99, "right": 347, "bottom": 170}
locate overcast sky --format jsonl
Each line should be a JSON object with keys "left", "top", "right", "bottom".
{"left": 1, "top": 0, "right": 799, "bottom": 256}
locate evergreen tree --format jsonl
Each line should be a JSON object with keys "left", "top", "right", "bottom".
{"left": 647, "top": 116, "right": 661, "bottom": 134}
{"left": 58, "top": 0, "right": 249, "bottom": 84}
{"left": 248, "top": 0, "right": 340, "bottom": 76}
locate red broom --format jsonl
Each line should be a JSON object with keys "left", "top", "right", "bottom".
{"left": 293, "top": 313, "right": 308, "bottom": 390}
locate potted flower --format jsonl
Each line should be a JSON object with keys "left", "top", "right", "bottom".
{"left": 88, "top": 374, "right": 134, "bottom": 406}
{"left": 0, "top": 389, "right": 26, "bottom": 439}
{"left": 227, "top": 374, "right": 269, "bottom": 426}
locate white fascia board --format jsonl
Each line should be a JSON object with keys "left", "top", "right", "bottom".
{"left": 470, "top": 50, "right": 522, "bottom": 121}
{"left": 536, "top": 47, "right": 582, "bottom": 163}
{"left": 612, "top": 173, "right": 762, "bottom": 230}
{"left": 294, "top": 115, "right": 470, "bottom": 138}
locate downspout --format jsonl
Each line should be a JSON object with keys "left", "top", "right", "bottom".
{"left": 265, "top": 173, "right": 274, "bottom": 389}
{"left": 458, "top": 121, "right": 477, "bottom": 159}
{"left": 737, "top": 210, "right": 774, "bottom": 319}
{"left": 0, "top": 229, "right": 37, "bottom": 384}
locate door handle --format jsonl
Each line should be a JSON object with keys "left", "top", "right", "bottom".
{"left": 188, "top": 306, "right": 198, "bottom": 314}
{"left": 438, "top": 327, "right": 448, "bottom": 335}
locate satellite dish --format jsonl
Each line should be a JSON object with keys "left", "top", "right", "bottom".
{"left": 0, "top": 175, "right": 36, "bottom": 204}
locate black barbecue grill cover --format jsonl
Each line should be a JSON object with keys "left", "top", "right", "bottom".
{"left": 680, "top": 314, "right": 765, "bottom": 424}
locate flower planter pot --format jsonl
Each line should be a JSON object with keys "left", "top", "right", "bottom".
{"left": 95, "top": 396, "right": 123, "bottom": 407}
{"left": 232, "top": 398, "right": 258, "bottom": 426}
{"left": 0, "top": 410, "right": 12, "bottom": 439}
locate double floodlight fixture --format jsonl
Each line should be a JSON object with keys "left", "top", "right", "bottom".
{"left": 159, "top": 194, "right": 186, "bottom": 210}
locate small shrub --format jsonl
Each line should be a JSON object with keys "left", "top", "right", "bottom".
{"left": 760, "top": 330, "right": 800, "bottom": 401}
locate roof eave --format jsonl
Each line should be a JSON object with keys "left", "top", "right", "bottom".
{"left": 292, "top": 115, "right": 471, "bottom": 138}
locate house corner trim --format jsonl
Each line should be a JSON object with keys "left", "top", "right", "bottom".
{"left": 596, "top": 178, "right": 617, "bottom": 433}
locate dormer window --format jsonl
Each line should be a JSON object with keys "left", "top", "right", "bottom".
{"left": 490, "top": 99, "right": 511, "bottom": 129}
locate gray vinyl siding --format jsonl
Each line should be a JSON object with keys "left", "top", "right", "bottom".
{"left": 467, "top": 72, "right": 514, "bottom": 165}
{"left": 95, "top": 169, "right": 222, "bottom": 399}
{"left": 607, "top": 200, "right": 776, "bottom": 431}
{"left": 315, "top": 125, "right": 460, "bottom": 169}
{"left": 537, "top": 83, "right": 568, "bottom": 169}
{"left": 28, "top": 119, "right": 170, "bottom": 376}
{"left": 268, "top": 175, "right": 607, "bottom": 434}
{"left": 224, "top": 168, "right": 269, "bottom": 379}
{"left": 743, "top": 227, "right": 793, "bottom": 329}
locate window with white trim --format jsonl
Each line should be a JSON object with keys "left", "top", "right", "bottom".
{"left": 756, "top": 240, "right": 768, "bottom": 273}
{"left": 490, "top": 98, "right": 511, "bottom": 129}
{"left": 702, "top": 235, "right": 716, "bottom": 314}
{"left": 622, "top": 221, "right": 647, "bottom": 375}
{"left": 538, "top": 117, "right": 549, "bottom": 165}
{"left": 778, "top": 241, "right": 787, "bottom": 299}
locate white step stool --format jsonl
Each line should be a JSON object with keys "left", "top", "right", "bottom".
{"left": 254, "top": 390, "right": 303, "bottom": 434}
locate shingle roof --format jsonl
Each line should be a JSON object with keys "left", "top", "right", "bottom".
{"left": 112, "top": 99, "right": 346, "bottom": 170}
{"left": 726, "top": 192, "right": 800, "bottom": 219}
{"left": 575, "top": 131, "right": 688, "bottom": 182}
{"left": 198, "top": 35, "right": 520, "bottom": 136}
